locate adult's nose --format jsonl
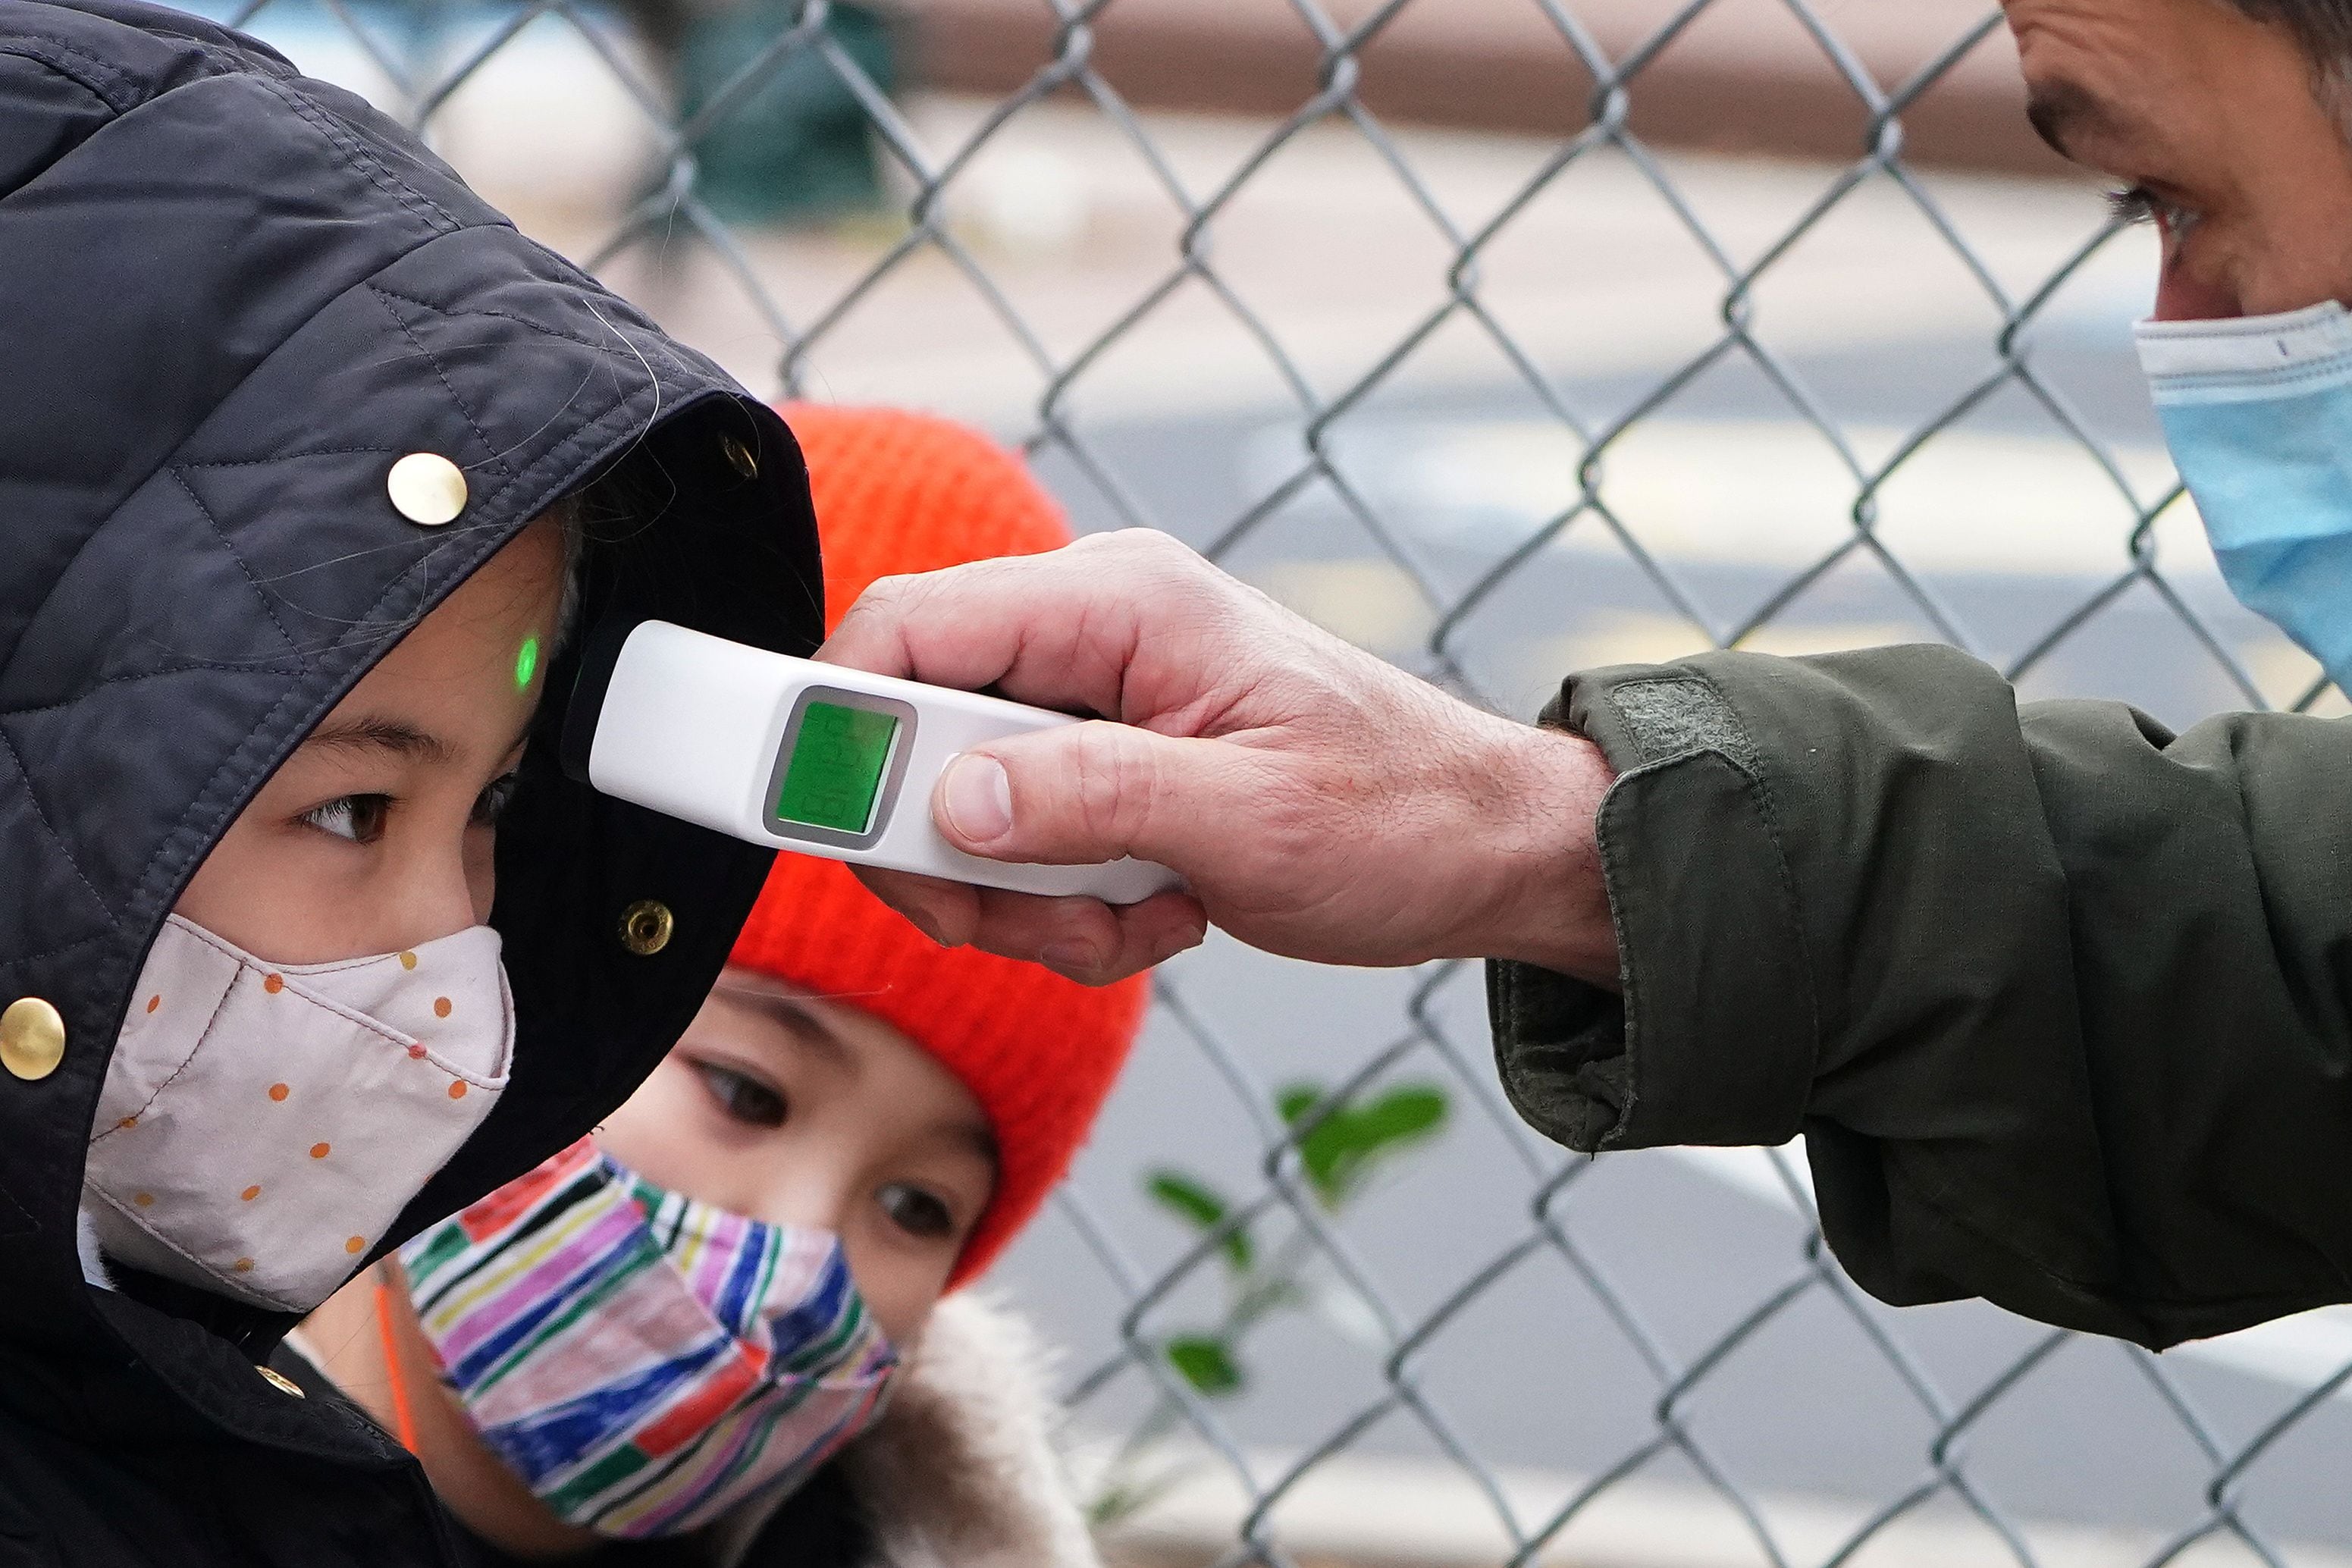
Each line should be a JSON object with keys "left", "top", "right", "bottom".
{"left": 2152, "top": 259, "right": 2241, "bottom": 322}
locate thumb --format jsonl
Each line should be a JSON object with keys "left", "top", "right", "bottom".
{"left": 934, "top": 721, "right": 1232, "bottom": 870}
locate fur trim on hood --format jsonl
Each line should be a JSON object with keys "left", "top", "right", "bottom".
{"left": 832, "top": 1292, "right": 1099, "bottom": 1568}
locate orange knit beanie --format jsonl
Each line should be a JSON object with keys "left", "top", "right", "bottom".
{"left": 731, "top": 405, "right": 1149, "bottom": 1286}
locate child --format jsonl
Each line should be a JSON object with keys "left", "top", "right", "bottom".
{"left": 294, "top": 408, "right": 1149, "bottom": 1568}
{"left": 2, "top": 5, "right": 821, "bottom": 1565}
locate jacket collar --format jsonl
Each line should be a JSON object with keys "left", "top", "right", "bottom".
{"left": 823, "top": 1293, "right": 1102, "bottom": 1568}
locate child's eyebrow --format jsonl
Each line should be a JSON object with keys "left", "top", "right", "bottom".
{"left": 301, "top": 717, "right": 458, "bottom": 766}
{"left": 944, "top": 1120, "right": 999, "bottom": 1169}
{"left": 721, "top": 987, "right": 860, "bottom": 1073}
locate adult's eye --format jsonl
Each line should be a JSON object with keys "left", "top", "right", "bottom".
{"left": 470, "top": 771, "right": 522, "bottom": 828}
{"left": 2106, "top": 184, "right": 2202, "bottom": 240}
{"left": 877, "top": 1182, "right": 956, "bottom": 1240}
{"left": 299, "top": 795, "right": 390, "bottom": 845}
{"left": 2106, "top": 184, "right": 2160, "bottom": 227}
{"left": 693, "top": 1062, "right": 787, "bottom": 1129}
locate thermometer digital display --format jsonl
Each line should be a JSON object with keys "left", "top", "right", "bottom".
{"left": 769, "top": 697, "right": 908, "bottom": 840}
{"left": 573, "top": 620, "right": 1182, "bottom": 905}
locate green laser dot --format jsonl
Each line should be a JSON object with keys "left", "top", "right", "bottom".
{"left": 515, "top": 635, "right": 540, "bottom": 691}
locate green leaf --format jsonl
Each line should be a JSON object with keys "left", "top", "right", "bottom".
{"left": 1144, "top": 1170, "right": 1253, "bottom": 1272}
{"left": 1089, "top": 1458, "right": 1211, "bottom": 1529}
{"left": 1088, "top": 1471, "right": 1186, "bottom": 1530}
{"left": 1278, "top": 1082, "right": 1355, "bottom": 1204}
{"left": 1299, "top": 1083, "right": 1452, "bottom": 1206}
{"left": 1164, "top": 1334, "right": 1244, "bottom": 1397}
{"left": 1275, "top": 1082, "right": 1324, "bottom": 1127}
{"left": 1296, "top": 1115, "right": 1354, "bottom": 1206}
{"left": 1351, "top": 1084, "right": 1449, "bottom": 1153}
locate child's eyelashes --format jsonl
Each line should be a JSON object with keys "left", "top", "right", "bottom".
{"left": 693, "top": 1060, "right": 788, "bottom": 1128}
{"left": 299, "top": 794, "right": 391, "bottom": 845}
{"left": 293, "top": 770, "right": 518, "bottom": 845}
{"left": 877, "top": 1181, "right": 956, "bottom": 1240}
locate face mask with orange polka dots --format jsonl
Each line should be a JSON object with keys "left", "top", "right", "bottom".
{"left": 80, "top": 914, "right": 513, "bottom": 1312}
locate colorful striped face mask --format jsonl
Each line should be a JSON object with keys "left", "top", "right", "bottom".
{"left": 398, "top": 1137, "right": 898, "bottom": 1537}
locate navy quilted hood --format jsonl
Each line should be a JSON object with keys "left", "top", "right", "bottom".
{"left": 0, "top": 0, "right": 820, "bottom": 1469}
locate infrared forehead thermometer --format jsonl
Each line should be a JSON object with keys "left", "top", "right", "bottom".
{"left": 580, "top": 621, "right": 1182, "bottom": 905}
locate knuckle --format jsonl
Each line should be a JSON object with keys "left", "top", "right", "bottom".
{"left": 1098, "top": 528, "right": 1201, "bottom": 578}
{"left": 1066, "top": 724, "right": 1156, "bottom": 847}
{"left": 850, "top": 569, "right": 925, "bottom": 616}
{"left": 830, "top": 575, "right": 911, "bottom": 638}
{"left": 1123, "top": 528, "right": 1187, "bottom": 559}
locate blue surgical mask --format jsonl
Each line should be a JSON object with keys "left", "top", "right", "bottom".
{"left": 2137, "top": 301, "right": 2352, "bottom": 689}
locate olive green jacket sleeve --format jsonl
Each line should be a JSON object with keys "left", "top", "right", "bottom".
{"left": 1487, "top": 645, "right": 2352, "bottom": 1350}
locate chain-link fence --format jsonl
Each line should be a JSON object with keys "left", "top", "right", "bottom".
{"left": 213, "top": 1, "right": 2352, "bottom": 1562}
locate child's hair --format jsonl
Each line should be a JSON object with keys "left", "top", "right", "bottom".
{"left": 730, "top": 406, "right": 1152, "bottom": 1284}
{"left": 543, "top": 454, "right": 673, "bottom": 656}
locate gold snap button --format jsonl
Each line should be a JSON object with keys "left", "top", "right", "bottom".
{"left": 256, "top": 1366, "right": 306, "bottom": 1398}
{"left": 386, "top": 453, "right": 468, "bottom": 526}
{"left": 0, "top": 998, "right": 64, "bottom": 1081}
{"left": 720, "top": 435, "right": 757, "bottom": 479}
{"left": 619, "top": 900, "right": 674, "bottom": 956}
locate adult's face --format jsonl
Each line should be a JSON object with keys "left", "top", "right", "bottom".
{"left": 2005, "top": 0, "right": 2352, "bottom": 319}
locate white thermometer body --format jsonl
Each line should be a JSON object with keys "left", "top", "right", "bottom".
{"left": 585, "top": 621, "right": 1183, "bottom": 905}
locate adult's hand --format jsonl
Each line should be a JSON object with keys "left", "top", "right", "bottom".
{"left": 816, "top": 530, "right": 1620, "bottom": 986}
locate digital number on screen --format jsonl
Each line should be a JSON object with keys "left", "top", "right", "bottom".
{"left": 773, "top": 701, "right": 901, "bottom": 835}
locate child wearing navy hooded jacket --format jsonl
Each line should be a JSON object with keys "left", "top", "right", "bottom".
{"left": 0, "top": 5, "right": 823, "bottom": 1564}
{"left": 297, "top": 409, "right": 1149, "bottom": 1568}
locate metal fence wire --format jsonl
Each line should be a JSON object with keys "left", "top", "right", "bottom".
{"left": 218, "top": 1, "right": 2352, "bottom": 1563}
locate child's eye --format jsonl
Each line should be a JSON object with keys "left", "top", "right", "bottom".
{"left": 693, "top": 1062, "right": 787, "bottom": 1129}
{"left": 877, "top": 1183, "right": 956, "bottom": 1240}
{"left": 469, "top": 771, "right": 522, "bottom": 828}
{"left": 299, "top": 795, "right": 390, "bottom": 845}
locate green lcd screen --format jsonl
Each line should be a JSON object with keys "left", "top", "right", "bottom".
{"left": 774, "top": 702, "right": 901, "bottom": 835}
